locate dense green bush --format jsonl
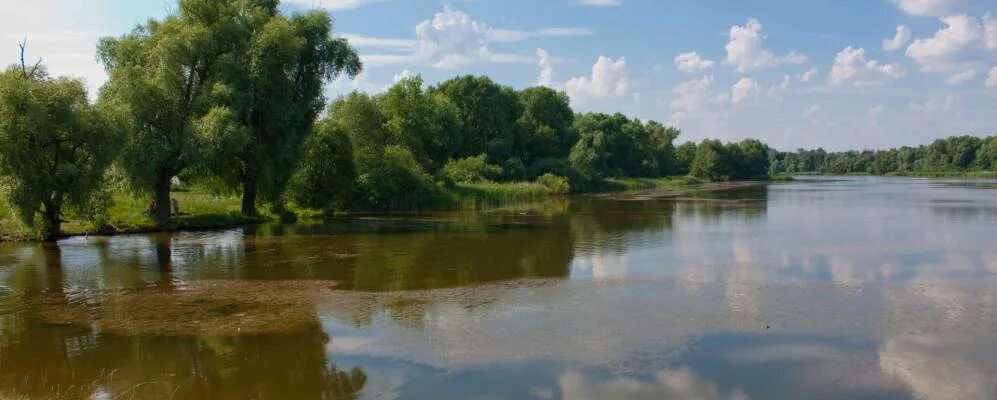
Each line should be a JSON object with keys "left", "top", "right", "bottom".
{"left": 356, "top": 146, "right": 442, "bottom": 210}
{"left": 290, "top": 123, "right": 356, "bottom": 210}
{"left": 536, "top": 173, "right": 571, "bottom": 195}
{"left": 527, "top": 158, "right": 591, "bottom": 192}
{"left": 442, "top": 154, "right": 503, "bottom": 184}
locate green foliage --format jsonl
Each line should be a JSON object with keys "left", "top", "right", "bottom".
{"left": 501, "top": 157, "right": 527, "bottom": 181}
{"left": 977, "top": 137, "right": 997, "bottom": 171}
{"left": 536, "top": 173, "right": 571, "bottom": 195}
{"left": 689, "top": 139, "right": 728, "bottom": 181}
{"left": 516, "top": 87, "right": 576, "bottom": 163}
{"left": 527, "top": 158, "right": 591, "bottom": 193}
{"left": 925, "top": 135, "right": 983, "bottom": 170}
{"left": 0, "top": 67, "right": 119, "bottom": 239}
{"left": 732, "top": 139, "right": 771, "bottom": 179}
{"left": 380, "top": 75, "right": 461, "bottom": 171}
{"left": 442, "top": 154, "right": 503, "bottom": 184}
{"left": 570, "top": 113, "right": 678, "bottom": 178}
{"left": 430, "top": 75, "right": 522, "bottom": 161}
{"left": 674, "top": 141, "right": 697, "bottom": 175}
{"left": 356, "top": 145, "right": 442, "bottom": 211}
{"left": 772, "top": 135, "right": 996, "bottom": 176}
{"left": 449, "top": 181, "right": 551, "bottom": 210}
{"left": 290, "top": 121, "right": 356, "bottom": 210}
{"left": 97, "top": 0, "right": 252, "bottom": 221}
{"left": 229, "top": 5, "right": 362, "bottom": 214}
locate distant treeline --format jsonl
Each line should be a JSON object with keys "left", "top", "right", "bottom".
{"left": 1, "top": 0, "right": 785, "bottom": 240}
{"left": 771, "top": 135, "right": 997, "bottom": 175}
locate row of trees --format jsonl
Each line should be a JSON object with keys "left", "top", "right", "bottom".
{"left": 1, "top": 0, "right": 360, "bottom": 239}
{"left": 0, "top": 0, "right": 813, "bottom": 240}
{"left": 771, "top": 135, "right": 997, "bottom": 175}
{"left": 289, "top": 75, "right": 778, "bottom": 211}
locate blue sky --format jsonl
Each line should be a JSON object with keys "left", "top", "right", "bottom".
{"left": 2, "top": 0, "right": 996, "bottom": 150}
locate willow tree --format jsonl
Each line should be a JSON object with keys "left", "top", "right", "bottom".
{"left": 0, "top": 65, "right": 119, "bottom": 239}
{"left": 97, "top": 0, "right": 249, "bottom": 222}
{"left": 229, "top": 4, "right": 361, "bottom": 216}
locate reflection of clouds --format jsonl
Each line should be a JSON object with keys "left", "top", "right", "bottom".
{"left": 557, "top": 368, "right": 747, "bottom": 400}
{"left": 571, "top": 253, "right": 630, "bottom": 281}
{"left": 879, "top": 335, "right": 997, "bottom": 400}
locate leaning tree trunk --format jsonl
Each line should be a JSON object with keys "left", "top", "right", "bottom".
{"left": 154, "top": 173, "right": 172, "bottom": 224}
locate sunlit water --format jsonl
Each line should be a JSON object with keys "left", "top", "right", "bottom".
{"left": 2, "top": 177, "right": 996, "bottom": 399}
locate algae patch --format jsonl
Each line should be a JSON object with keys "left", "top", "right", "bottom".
{"left": 31, "top": 280, "right": 341, "bottom": 336}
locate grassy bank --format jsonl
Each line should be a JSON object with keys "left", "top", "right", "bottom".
{"left": 0, "top": 175, "right": 729, "bottom": 241}
{"left": 0, "top": 191, "right": 261, "bottom": 241}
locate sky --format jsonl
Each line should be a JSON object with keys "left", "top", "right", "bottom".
{"left": 2, "top": 0, "right": 996, "bottom": 151}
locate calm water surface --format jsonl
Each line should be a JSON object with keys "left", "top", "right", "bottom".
{"left": 2, "top": 177, "right": 996, "bottom": 399}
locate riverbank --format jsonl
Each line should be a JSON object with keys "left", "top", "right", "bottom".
{"left": 0, "top": 175, "right": 747, "bottom": 242}
{"left": 887, "top": 171, "right": 997, "bottom": 178}
{"left": 789, "top": 171, "right": 997, "bottom": 178}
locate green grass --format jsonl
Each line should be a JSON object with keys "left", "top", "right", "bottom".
{"left": 597, "top": 175, "right": 704, "bottom": 191}
{"left": 448, "top": 181, "right": 553, "bottom": 210}
{"left": 0, "top": 190, "right": 258, "bottom": 241}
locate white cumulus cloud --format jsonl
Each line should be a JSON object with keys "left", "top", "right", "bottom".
{"left": 799, "top": 67, "right": 819, "bottom": 82}
{"left": 674, "top": 52, "right": 715, "bottom": 73}
{"left": 829, "top": 46, "right": 906, "bottom": 85}
{"left": 883, "top": 25, "right": 912, "bottom": 51}
{"left": 566, "top": 56, "right": 630, "bottom": 103}
{"left": 906, "top": 15, "right": 982, "bottom": 68}
{"left": 886, "top": 0, "right": 967, "bottom": 17}
{"left": 947, "top": 68, "right": 977, "bottom": 84}
{"left": 537, "top": 48, "right": 554, "bottom": 87}
{"left": 724, "top": 18, "right": 805, "bottom": 72}
{"left": 731, "top": 77, "right": 760, "bottom": 105}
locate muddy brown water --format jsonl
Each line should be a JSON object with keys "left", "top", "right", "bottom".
{"left": 2, "top": 176, "right": 996, "bottom": 399}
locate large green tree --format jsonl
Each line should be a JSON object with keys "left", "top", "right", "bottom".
{"left": 229, "top": 3, "right": 361, "bottom": 216}
{"left": 98, "top": 0, "right": 249, "bottom": 222}
{"left": 689, "top": 139, "right": 728, "bottom": 181}
{"left": 430, "top": 76, "right": 522, "bottom": 162}
{"left": 516, "top": 86, "right": 576, "bottom": 164}
{"left": 0, "top": 66, "right": 119, "bottom": 239}
{"left": 379, "top": 75, "right": 460, "bottom": 172}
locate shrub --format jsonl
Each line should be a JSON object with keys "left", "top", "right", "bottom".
{"left": 290, "top": 124, "right": 356, "bottom": 210}
{"left": 502, "top": 157, "right": 526, "bottom": 181}
{"left": 442, "top": 154, "right": 503, "bottom": 184}
{"left": 527, "top": 158, "right": 591, "bottom": 192}
{"left": 357, "top": 146, "right": 442, "bottom": 210}
{"left": 536, "top": 173, "right": 570, "bottom": 195}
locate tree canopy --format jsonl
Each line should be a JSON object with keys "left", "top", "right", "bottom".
{"left": 0, "top": 66, "right": 119, "bottom": 238}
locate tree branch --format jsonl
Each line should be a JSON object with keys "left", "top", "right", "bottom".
{"left": 18, "top": 38, "right": 43, "bottom": 79}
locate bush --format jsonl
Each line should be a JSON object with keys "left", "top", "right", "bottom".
{"left": 502, "top": 157, "right": 526, "bottom": 181}
{"left": 357, "top": 145, "right": 443, "bottom": 210}
{"left": 527, "top": 158, "right": 591, "bottom": 192}
{"left": 442, "top": 154, "right": 503, "bottom": 184}
{"left": 536, "top": 173, "right": 570, "bottom": 195}
{"left": 289, "top": 124, "right": 356, "bottom": 210}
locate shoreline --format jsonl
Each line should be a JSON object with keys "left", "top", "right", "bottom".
{"left": 0, "top": 177, "right": 774, "bottom": 243}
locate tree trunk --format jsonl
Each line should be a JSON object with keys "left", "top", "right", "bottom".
{"left": 241, "top": 179, "right": 258, "bottom": 217}
{"left": 154, "top": 173, "right": 172, "bottom": 224}
{"left": 41, "top": 201, "right": 61, "bottom": 241}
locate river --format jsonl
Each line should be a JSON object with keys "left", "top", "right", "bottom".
{"left": 1, "top": 176, "right": 996, "bottom": 399}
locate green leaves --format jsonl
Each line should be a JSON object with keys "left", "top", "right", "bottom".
{"left": 0, "top": 67, "right": 120, "bottom": 238}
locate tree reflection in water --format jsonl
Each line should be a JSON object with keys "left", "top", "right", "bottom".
{"left": 0, "top": 244, "right": 367, "bottom": 400}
